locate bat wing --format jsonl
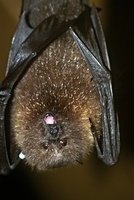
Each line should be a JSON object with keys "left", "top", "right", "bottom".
{"left": 70, "top": 5, "right": 120, "bottom": 165}
{"left": 0, "top": 0, "right": 74, "bottom": 175}
{"left": 6, "top": 1, "right": 33, "bottom": 75}
{"left": 0, "top": 0, "right": 34, "bottom": 175}
{"left": 0, "top": 1, "right": 120, "bottom": 174}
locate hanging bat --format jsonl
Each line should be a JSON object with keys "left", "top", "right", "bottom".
{"left": 0, "top": 0, "right": 120, "bottom": 175}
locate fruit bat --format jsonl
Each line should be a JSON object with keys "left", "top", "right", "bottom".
{"left": 0, "top": 0, "right": 120, "bottom": 175}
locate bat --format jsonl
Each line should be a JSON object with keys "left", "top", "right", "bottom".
{"left": 0, "top": 0, "right": 120, "bottom": 175}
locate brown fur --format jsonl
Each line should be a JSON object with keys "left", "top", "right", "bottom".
{"left": 10, "top": 0, "right": 101, "bottom": 171}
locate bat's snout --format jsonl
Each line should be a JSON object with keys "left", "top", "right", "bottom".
{"left": 44, "top": 113, "right": 59, "bottom": 137}
{"left": 48, "top": 124, "right": 59, "bottom": 137}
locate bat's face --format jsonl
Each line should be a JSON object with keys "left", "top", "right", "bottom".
{"left": 14, "top": 109, "right": 95, "bottom": 170}
{"left": 11, "top": 82, "right": 101, "bottom": 170}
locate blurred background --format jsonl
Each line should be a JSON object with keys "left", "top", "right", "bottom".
{"left": 0, "top": 0, "right": 134, "bottom": 199}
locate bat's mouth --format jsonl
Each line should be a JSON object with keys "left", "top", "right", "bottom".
{"left": 42, "top": 138, "right": 67, "bottom": 150}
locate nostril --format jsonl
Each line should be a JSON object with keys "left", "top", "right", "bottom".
{"left": 48, "top": 124, "right": 59, "bottom": 137}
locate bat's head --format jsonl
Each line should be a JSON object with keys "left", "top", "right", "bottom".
{"left": 11, "top": 86, "right": 101, "bottom": 171}
{"left": 12, "top": 98, "right": 100, "bottom": 170}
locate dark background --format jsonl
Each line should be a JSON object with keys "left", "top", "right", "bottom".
{"left": 0, "top": 0, "right": 134, "bottom": 199}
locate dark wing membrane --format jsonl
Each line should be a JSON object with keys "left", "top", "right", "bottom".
{"left": 90, "top": 5, "right": 110, "bottom": 70}
{"left": 7, "top": 0, "right": 33, "bottom": 75}
{"left": 0, "top": 0, "right": 32, "bottom": 175}
{"left": 0, "top": 93, "right": 19, "bottom": 175}
{"left": 71, "top": 5, "right": 120, "bottom": 165}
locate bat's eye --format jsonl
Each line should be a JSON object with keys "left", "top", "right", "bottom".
{"left": 42, "top": 143, "right": 49, "bottom": 150}
{"left": 59, "top": 140, "right": 67, "bottom": 147}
